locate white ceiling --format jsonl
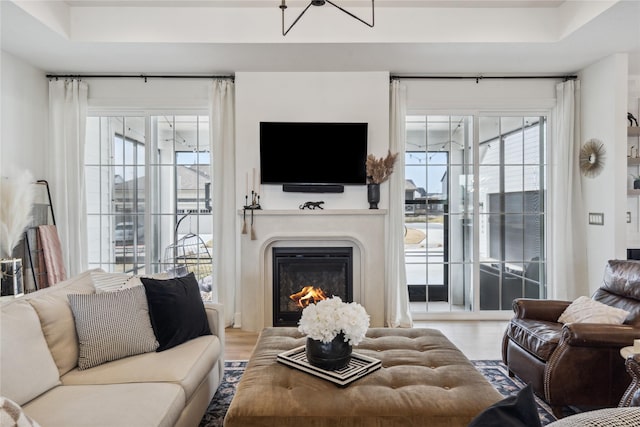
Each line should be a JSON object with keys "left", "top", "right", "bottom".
{"left": 1, "top": 0, "right": 639, "bottom": 76}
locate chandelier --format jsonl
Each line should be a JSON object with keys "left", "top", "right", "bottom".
{"left": 279, "top": 0, "right": 375, "bottom": 36}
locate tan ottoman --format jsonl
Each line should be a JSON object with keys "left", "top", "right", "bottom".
{"left": 224, "top": 327, "right": 503, "bottom": 427}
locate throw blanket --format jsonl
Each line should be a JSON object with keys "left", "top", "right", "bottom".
{"left": 37, "top": 225, "right": 66, "bottom": 287}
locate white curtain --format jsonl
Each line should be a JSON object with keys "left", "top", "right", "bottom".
{"left": 210, "top": 79, "right": 237, "bottom": 327}
{"left": 551, "top": 80, "right": 588, "bottom": 300}
{"left": 47, "top": 79, "right": 88, "bottom": 277}
{"left": 386, "top": 80, "right": 413, "bottom": 327}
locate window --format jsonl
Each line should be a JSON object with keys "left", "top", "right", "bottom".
{"left": 405, "top": 114, "right": 546, "bottom": 313}
{"left": 85, "top": 114, "right": 213, "bottom": 299}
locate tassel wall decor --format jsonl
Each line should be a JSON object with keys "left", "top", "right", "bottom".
{"left": 241, "top": 196, "right": 247, "bottom": 235}
{"left": 250, "top": 208, "right": 256, "bottom": 240}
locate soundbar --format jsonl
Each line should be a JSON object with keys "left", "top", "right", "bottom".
{"left": 282, "top": 184, "right": 345, "bottom": 193}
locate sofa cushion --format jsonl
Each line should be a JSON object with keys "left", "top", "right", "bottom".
{"left": 25, "top": 269, "right": 98, "bottom": 376}
{"left": 558, "top": 296, "right": 630, "bottom": 325}
{"left": 61, "top": 334, "right": 221, "bottom": 401}
{"left": 0, "top": 396, "right": 41, "bottom": 427}
{"left": 142, "top": 273, "right": 212, "bottom": 352}
{"left": 23, "top": 383, "right": 184, "bottom": 427}
{"left": 68, "top": 286, "right": 159, "bottom": 370}
{"left": 0, "top": 300, "right": 60, "bottom": 405}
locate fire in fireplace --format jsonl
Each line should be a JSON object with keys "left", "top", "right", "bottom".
{"left": 289, "top": 286, "right": 328, "bottom": 308}
{"left": 272, "top": 247, "right": 353, "bottom": 326}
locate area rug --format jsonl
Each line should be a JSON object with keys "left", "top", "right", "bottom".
{"left": 198, "top": 360, "right": 558, "bottom": 427}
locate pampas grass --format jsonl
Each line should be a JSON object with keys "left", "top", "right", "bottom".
{"left": 0, "top": 169, "right": 35, "bottom": 258}
{"left": 366, "top": 151, "right": 399, "bottom": 184}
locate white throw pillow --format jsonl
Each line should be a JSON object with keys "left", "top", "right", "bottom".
{"left": 68, "top": 286, "right": 159, "bottom": 370}
{"left": 558, "top": 296, "right": 630, "bottom": 324}
{"left": 0, "top": 301, "right": 61, "bottom": 405}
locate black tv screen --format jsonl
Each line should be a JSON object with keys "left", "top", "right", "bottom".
{"left": 260, "top": 122, "right": 368, "bottom": 186}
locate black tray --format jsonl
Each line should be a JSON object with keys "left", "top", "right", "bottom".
{"left": 276, "top": 345, "right": 382, "bottom": 386}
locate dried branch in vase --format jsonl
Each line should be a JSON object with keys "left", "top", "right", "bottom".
{"left": 366, "top": 151, "right": 399, "bottom": 184}
{"left": 0, "top": 169, "right": 35, "bottom": 258}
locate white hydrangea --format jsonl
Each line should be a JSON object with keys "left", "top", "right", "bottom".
{"left": 298, "top": 296, "right": 370, "bottom": 346}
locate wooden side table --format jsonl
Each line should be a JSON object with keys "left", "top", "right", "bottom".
{"left": 619, "top": 347, "right": 640, "bottom": 407}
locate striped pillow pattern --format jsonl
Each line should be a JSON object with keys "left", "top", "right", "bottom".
{"left": 90, "top": 271, "right": 131, "bottom": 292}
{"left": 91, "top": 271, "right": 170, "bottom": 293}
{"left": 68, "top": 286, "right": 159, "bottom": 370}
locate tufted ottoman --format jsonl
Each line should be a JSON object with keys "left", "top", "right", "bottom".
{"left": 223, "top": 327, "right": 503, "bottom": 427}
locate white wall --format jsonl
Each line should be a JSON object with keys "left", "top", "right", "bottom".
{"left": 235, "top": 72, "right": 390, "bottom": 211}
{"left": 0, "top": 51, "right": 48, "bottom": 178}
{"left": 580, "top": 53, "right": 629, "bottom": 293}
{"left": 405, "top": 78, "right": 556, "bottom": 111}
{"left": 86, "top": 78, "right": 211, "bottom": 111}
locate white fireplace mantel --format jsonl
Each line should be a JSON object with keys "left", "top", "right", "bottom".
{"left": 237, "top": 209, "right": 387, "bottom": 332}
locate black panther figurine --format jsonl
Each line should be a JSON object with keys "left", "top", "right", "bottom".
{"left": 629, "top": 112, "right": 639, "bottom": 127}
{"left": 299, "top": 201, "right": 325, "bottom": 210}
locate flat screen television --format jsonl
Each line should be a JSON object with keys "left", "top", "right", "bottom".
{"left": 260, "top": 122, "right": 368, "bottom": 192}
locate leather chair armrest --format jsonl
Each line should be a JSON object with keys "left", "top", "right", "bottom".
{"left": 512, "top": 298, "right": 572, "bottom": 321}
{"left": 560, "top": 323, "right": 640, "bottom": 347}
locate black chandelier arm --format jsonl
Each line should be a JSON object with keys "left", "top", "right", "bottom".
{"left": 280, "top": 0, "right": 375, "bottom": 36}
{"left": 281, "top": 1, "right": 314, "bottom": 36}
{"left": 325, "top": 0, "right": 374, "bottom": 28}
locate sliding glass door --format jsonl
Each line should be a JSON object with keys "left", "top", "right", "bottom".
{"left": 85, "top": 114, "right": 214, "bottom": 300}
{"left": 405, "top": 114, "right": 546, "bottom": 314}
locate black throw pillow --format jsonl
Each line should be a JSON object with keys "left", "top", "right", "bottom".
{"left": 141, "top": 272, "right": 212, "bottom": 352}
{"left": 467, "top": 384, "right": 542, "bottom": 427}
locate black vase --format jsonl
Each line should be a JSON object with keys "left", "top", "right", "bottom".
{"left": 367, "top": 183, "right": 380, "bottom": 209}
{"left": 635, "top": 180, "right": 640, "bottom": 190}
{"left": 305, "top": 333, "right": 352, "bottom": 371}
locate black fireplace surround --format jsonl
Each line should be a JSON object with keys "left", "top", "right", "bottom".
{"left": 272, "top": 247, "right": 353, "bottom": 327}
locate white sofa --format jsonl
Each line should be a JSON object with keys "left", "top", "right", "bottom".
{"left": 0, "top": 269, "right": 225, "bottom": 427}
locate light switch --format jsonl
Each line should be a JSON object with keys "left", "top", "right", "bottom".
{"left": 588, "top": 212, "right": 604, "bottom": 225}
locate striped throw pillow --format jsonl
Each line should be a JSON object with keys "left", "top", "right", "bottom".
{"left": 68, "top": 286, "right": 159, "bottom": 370}
{"left": 90, "top": 271, "right": 130, "bottom": 292}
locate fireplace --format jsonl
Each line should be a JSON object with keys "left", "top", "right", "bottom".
{"left": 272, "top": 247, "right": 353, "bottom": 326}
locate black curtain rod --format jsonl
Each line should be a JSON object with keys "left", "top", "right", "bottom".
{"left": 46, "top": 74, "right": 235, "bottom": 82}
{"left": 391, "top": 75, "right": 577, "bottom": 82}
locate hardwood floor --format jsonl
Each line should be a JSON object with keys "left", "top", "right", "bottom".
{"left": 224, "top": 320, "right": 509, "bottom": 361}
{"left": 224, "top": 328, "right": 260, "bottom": 360}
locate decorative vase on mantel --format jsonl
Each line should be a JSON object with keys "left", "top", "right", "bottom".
{"left": 305, "top": 332, "right": 352, "bottom": 371}
{"left": 367, "top": 183, "right": 380, "bottom": 210}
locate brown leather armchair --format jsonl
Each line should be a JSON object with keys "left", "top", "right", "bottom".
{"left": 502, "top": 259, "right": 640, "bottom": 418}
